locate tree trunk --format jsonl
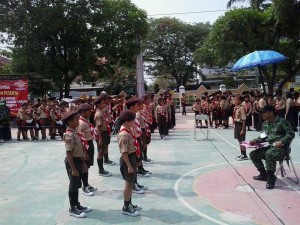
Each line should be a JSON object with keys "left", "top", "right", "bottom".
{"left": 64, "top": 82, "right": 71, "bottom": 98}
{"left": 258, "top": 67, "right": 267, "bottom": 94}
{"left": 278, "top": 62, "right": 300, "bottom": 90}
{"left": 59, "top": 86, "right": 63, "bottom": 99}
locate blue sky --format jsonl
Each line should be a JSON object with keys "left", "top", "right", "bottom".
{"left": 131, "top": 0, "right": 247, "bottom": 24}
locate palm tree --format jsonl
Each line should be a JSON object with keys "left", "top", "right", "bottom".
{"left": 227, "top": 0, "right": 267, "bottom": 9}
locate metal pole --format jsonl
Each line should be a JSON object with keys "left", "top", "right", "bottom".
{"left": 135, "top": 38, "right": 145, "bottom": 97}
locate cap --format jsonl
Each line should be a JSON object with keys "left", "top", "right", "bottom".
{"left": 125, "top": 98, "right": 142, "bottom": 107}
{"left": 77, "top": 103, "right": 92, "bottom": 112}
{"left": 61, "top": 110, "right": 78, "bottom": 122}
{"left": 119, "top": 110, "right": 136, "bottom": 122}
{"left": 94, "top": 93, "right": 110, "bottom": 105}
{"left": 21, "top": 102, "right": 28, "bottom": 106}
{"left": 260, "top": 105, "right": 275, "bottom": 113}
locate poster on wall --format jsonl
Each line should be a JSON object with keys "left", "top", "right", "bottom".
{"left": 0, "top": 80, "right": 28, "bottom": 117}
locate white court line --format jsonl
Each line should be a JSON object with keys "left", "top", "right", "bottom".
{"left": 174, "top": 163, "right": 230, "bottom": 225}
{"left": 210, "top": 129, "right": 240, "bottom": 151}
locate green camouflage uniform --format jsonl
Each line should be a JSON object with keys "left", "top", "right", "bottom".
{"left": 249, "top": 116, "right": 295, "bottom": 171}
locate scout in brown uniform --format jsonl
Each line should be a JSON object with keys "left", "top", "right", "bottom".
{"left": 37, "top": 99, "right": 50, "bottom": 140}
{"left": 192, "top": 98, "right": 201, "bottom": 126}
{"left": 102, "top": 96, "right": 116, "bottom": 166}
{"left": 18, "top": 102, "right": 34, "bottom": 141}
{"left": 126, "top": 98, "right": 149, "bottom": 193}
{"left": 62, "top": 111, "right": 92, "bottom": 218}
{"left": 233, "top": 95, "right": 248, "bottom": 160}
{"left": 49, "top": 102, "right": 61, "bottom": 139}
{"left": 77, "top": 103, "right": 97, "bottom": 196}
{"left": 32, "top": 104, "right": 40, "bottom": 140}
{"left": 142, "top": 95, "right": 154, "bottom": 163}
{"left": 155, "top": 98, "right": 168, "bottom": 139}
{"left": 118, "top": 110, "right": 142, "bottom": 217}
{"left": 242, "top": 95, "right": 253, "bottom": 131}
{"left": 94, "top": 94, "right": 112, "bottom": 177}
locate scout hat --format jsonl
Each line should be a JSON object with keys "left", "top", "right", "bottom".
{"left": 77, "top": 103, "right": 92, "bottom": 112}
{"left": 125, "top": 98, "right": 142, "bottom": 108}
{"left": 119, "top": 110, "right": 136, "bottom": 122}
{"left": 94, "top": 93, "right": 110, "bottom": 105}
{"left": 61, "top": 110, "right": 78, "bottom": 122}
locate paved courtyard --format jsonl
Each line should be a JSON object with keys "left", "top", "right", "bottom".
{"left": 0, "top": 114, "right": 299, "bottom": 225}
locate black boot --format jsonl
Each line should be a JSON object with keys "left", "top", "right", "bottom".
{"left": 253, "top": 168, "right": 267, "bottom": 181}
{"left": 266, "top": 170, "right": 277, "bottom": 189}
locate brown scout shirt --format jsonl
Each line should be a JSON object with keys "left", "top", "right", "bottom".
{"left": 117, "top": 128, "right": 136, "bottom": 154}
{"left": 234, "top": 105, "right": 246, "bottom": 122}
{"left": 94, "top": 109, "right": 107, "bottom": 132}
{"left": 77, "top": 116, "right": 93, "bottom": 141}
{"left": 63, "top": 128, "right": 85, "bottom": 157}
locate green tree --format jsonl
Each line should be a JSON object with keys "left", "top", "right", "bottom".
{"left": 0, "top": 0, "right": 148, "bottom": 97}
{"left": 194, "top": 3, "right": 300, "bottom": 95}
{"left": 227, "top": 0, "right": 269, "bottom": 9}
{"left": 144, "top": 17, "right": 210, "bottom": 91}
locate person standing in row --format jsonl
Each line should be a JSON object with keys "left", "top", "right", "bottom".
{"left": 155, "top": 98, "right": 168, "bottom": 139}
{"left": 181, "top": 93, "right": 187, "bottom": 115}
{"left": 62, "top": 110, "right": 92, "bottom": 218}
{"left": 0, "top": 100, "right": 11, "bottom": 142}
{"left": 233, "top": 95, "right": 248, "bottom": 161}
{"left": 142, "top": 95, "right": 153, "bottom": 164}
{"left": 192, "top": 98, "right": 201, "bottom": 127}
{"left": 242, "top": 95, "right": 253, "bottom": 131}
{"left": 102, "top": 96, "right": 116, "bottom": 166}
{"left": 118, "top": 110, "right": 142, "bottom": 217}
{"left": 77, "top": 103, "right": 97, "bottom": 196}
{"left": 37, "top": 99, "right": 50, "bottom": 141}
{"left": 94, "top": 94, "right": 112, "bottom": 177}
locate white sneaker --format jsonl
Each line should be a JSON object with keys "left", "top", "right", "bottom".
{"left": 133, "top": 184, "right": 145, "bottom": 194}
{"left": 82, "top": 187, "right": 94, "bottom": 196}
{"left": 69, "top": 208, "right": 86, "bottom": 218}
{"left": 122, "top": 205, "right": 140, "bottom": 217}
{"left": 76, "top": 205, "right": 93, "bottom": 213}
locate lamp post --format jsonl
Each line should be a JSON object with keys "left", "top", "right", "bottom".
{"left": 220, "top": 84, "right": 226, "bottom": 94}
{"left": 179, "top": 85, "right": 185, "bottom": 112}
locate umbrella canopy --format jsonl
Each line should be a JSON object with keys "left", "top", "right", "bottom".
{"left": 232, "top": 50, "right": 288, "bottom": 71}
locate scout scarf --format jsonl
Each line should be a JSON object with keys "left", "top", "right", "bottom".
{"left": 120, "top": 127, "right": 141, "bottom": 156}
{"left": 65, "top": 128, "right": 89, "bottom": 151}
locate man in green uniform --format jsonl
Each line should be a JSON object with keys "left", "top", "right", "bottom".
{"left": 249, "top": 105, "right": 295, "bottom": 189}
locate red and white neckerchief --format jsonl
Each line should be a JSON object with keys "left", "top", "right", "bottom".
{"left": 120, "top": 127, "right": 141, "bottom": 157}
{"left": 40, "top": 105, "right": 50, "bottom": 119}
{"left": 65, "top": 128, "right": 89, "bottom": 152}
{"left": 140, "top": 112, "right": 150, "bottom": 134}
{"left": 108, "top": 103, "right": 114, "bottom": 123}
{"left": 103, "top": 112, "right": 111, "bottom": 136}
{"left": 53, "top": 109, "right": 61, "bottom": 120}
{"left": 243, "top": 102, "right": 249, "bottom": 113}
{"left": 135, "top": 116, "right": 142, "bottom": 136}
{"left": 79, "top": 116, "right": 99, "bottom": 140}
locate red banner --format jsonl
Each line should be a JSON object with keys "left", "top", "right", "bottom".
{"left": 0, "top": 80, "right": 28, "bottom": 117}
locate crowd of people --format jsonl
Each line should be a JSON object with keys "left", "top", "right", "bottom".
{"left": 1, "top": 88, "right": 299, "bottom": 217}
{"left": 189, "top": 89, "right": 300, "bottom": 132}
{"left": 0, "top": 91, "right": 177, "bottom": 218}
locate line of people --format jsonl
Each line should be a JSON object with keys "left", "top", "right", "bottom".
{"left": 51, "top": 92, "right": 175, "bottom": 218}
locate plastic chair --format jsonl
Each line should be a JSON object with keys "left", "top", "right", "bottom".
{"left": 194, "top": 114, "right": 210, "bottom": 140}
{"left": 276, "top": 142, "right": 299, "bottom": 184}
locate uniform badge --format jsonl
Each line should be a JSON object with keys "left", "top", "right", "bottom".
{"left": 123, "top": 138, "right": 128, "bottom": 145}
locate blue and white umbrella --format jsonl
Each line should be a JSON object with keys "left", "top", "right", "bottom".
{"left": 231, "top": 50, "right": 288, "bottom": 94}
{"left": 232, "top": 50, "right": 288, "bottom": 71}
